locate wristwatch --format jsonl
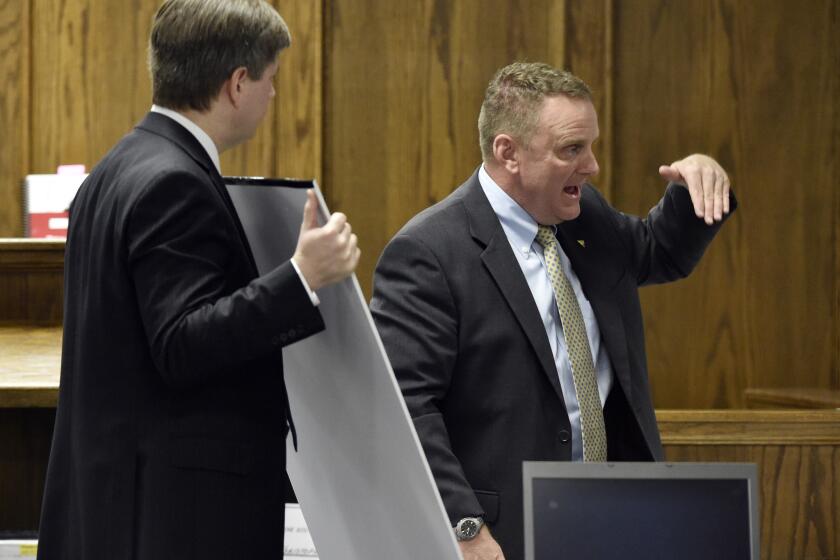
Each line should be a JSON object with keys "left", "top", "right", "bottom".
{"left": 454, "top": 516, "right": 484, "bottom": 541}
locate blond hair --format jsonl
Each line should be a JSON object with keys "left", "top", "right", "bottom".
{"left": 478, "top": 62, "right": 592, "bottom": 161}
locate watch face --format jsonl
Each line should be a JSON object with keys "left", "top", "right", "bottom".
{"left": 461, "top": 519, "right": 478, "bottom": 538}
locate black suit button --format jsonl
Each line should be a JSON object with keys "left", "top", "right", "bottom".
{"left": 558, "top": 430, "right": 571, "bottom": 443}
{"left": 288, "top": 329, "right": 297, "bottom": 338}
{"left": 271, "top": 336, "right": 281, "bottom": 346}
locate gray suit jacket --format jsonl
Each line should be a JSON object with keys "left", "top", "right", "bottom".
{"left": 371, "top": 169, "right": 736, "bottom": 559}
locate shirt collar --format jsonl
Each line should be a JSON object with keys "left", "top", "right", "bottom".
{"left": 478, "top": 164, "right": 540, "bottom": 255}
{"left": 150, "top": 105, "right": 221, "bottom": 174}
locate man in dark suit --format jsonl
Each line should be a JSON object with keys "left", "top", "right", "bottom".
{"left": 37, "top": 1, "right": 359, "bottom": 558}
{"left": 370, "top": 62, "right": 736, "bottom": 560}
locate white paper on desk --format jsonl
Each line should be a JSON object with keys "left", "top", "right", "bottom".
{"left": 225, "top": 178, "right": 462, "bottom": 560}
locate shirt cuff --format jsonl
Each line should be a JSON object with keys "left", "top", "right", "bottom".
{"left": 290, "top": 258, "right": 320, "bottom": 307}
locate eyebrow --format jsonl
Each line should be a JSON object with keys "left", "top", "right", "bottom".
{"left": 554, "top": 137, "right": 591, "bottom": 148}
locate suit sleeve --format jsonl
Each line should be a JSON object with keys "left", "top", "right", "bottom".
{"left": 125, "top": 170, "right": 324, "bottom": 389}
{"left": 602, "top": 182, "right": 738, "bottom": 286}
{"left": 371, "top": 233, "right": 485, "bottom": 524}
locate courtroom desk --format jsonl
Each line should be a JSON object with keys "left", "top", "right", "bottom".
{"left": 745, "top": 387, "right": 840, "bottom": 410}
{"left": 0, "top": 239, "right": 64, "bottom": 326}
{"left": 658, "top": 410, "right": 840, "bottom": 560}
{"left": 0, "top": 326, "right": 60, "bottom": 531}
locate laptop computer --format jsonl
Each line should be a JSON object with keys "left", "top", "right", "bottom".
{"left": 523, "top": 462, "right": 759, "bottom": 560}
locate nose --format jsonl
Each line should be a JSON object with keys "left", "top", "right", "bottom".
{"left": 580, "top": 148, "right": 599, "bottom": 177}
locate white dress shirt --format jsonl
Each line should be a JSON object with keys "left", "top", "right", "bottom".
{"left": 478, "top": 165, "right": 613, "bottom": 461}
{"left": 149, "top": 105, "right": 319, "bottom": 306}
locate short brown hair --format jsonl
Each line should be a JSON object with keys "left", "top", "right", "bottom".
{"left": 149, "top": 0, "right": 291, "bottom": 111}
{"left": 478, "top": 62, "right": 592, "bottom": 161}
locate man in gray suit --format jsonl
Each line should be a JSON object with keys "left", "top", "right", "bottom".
{"left": 371, "top": 62, "right": 735, "bottom": 560}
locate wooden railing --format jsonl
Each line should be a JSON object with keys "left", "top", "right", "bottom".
{"left": 0, "top": 239, "right": 64, "bottom": 326}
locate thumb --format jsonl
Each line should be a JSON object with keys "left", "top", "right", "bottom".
{"left": 300, "top": 189, "right": 319, "bottom": 232}
{"left": 658, "top": 164, "right": 682, "bottom": 183}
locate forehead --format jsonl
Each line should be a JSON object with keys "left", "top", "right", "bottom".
{"left": 535, "top": 95, "right": 599, "bottom": 140}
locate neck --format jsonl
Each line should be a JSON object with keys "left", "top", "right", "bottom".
{"left": 483, "top": 160, "right": 517, "bottom": 197}
{"left": 483, "top": 160, "right": 558, "bottom": 225}
{"left": 176, "top": 107, "right": 232, "bottom": 153}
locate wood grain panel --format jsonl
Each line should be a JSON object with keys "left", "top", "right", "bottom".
{"left": 273, "top": 0, "right": 322, "bottom": 182}
{"left": 0, "top": 409, "right": 55, "bottom": 530}
{"left": 0, "top": 0, "right": 30, "bottom": 237}
{"left": 565, "top": 0, "right": 614, "bottom": 201}
{"left": 30, "top": 0, "right": 159, "bottom": 174}
{"left": 659, "top": 410, "right": 840, "bottom": 560}
{"left": 0, "top": 326, "right": 61, "bottom": 408}
{"left": 745, "top": 388, "right": 840, "bottom": 410}
{"left": 326, "top": 0, "right": 569, "bottom": 295}
{"left": 26, "top": 0, "right": 314, "bottom": 179}
{"left": 0, "top": 240, "right": 64, "bottom": 325}
{"left": 612, "top": 1, "right": 839, "bottom": 408}
{"left": 657, "top": 409, "right": 840, "bottom": 446}
{"left": 835, "top": 1, "right": 840, "bottom": 397}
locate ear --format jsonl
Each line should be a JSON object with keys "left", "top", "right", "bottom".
{"left": 492, "top": 134, "right": 520, "bottom": 174}
{"left": 223, "top": 66, "right": 250, "bottom": 108}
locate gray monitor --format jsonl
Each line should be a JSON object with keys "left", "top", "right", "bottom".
{"left": 523, "top": 462, "right": 759, "bottom": 560}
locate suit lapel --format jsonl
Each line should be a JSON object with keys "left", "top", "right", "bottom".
{"left": 136, "top": 112, "right": 259, "bottom": 275}
{"left": 461, "top": 172, "right": 567, "bottom": 407}
{"left": 556, "top": 223, "right": 634, "bottom": 404}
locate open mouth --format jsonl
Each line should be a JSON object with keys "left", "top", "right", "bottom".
{"left": 563, "top": 185, "right": 581, "bottom": 198}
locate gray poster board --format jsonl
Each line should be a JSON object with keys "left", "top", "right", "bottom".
{"left": 225, "top": 178, "right": 462, "bottom": 560}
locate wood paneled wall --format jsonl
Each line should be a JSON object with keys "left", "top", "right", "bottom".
{"left": 0, "top": 0, "right": 321, "bottom": 236}
{"left": 0, "top": 0, "right": 29, "bottom": 236}
{"left": 610, "top": 1, "right": 840, "bottom": 408}
{"left": 0, "top": 0, "right": 837, "bottom": 409}
{"left": 325, "top": 0, "right": 568, "bottom": 293}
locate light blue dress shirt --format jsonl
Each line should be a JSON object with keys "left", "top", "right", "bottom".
{"left": 478, "top": 165, "right": 613, "bottom": 461}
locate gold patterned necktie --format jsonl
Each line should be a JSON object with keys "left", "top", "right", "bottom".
{"left": 535, "top": 225, "right": 607, "bottom": 461}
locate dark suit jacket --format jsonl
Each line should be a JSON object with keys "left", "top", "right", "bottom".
{"left": 37, "top": 112, "right": 324, "bottom": 560}
{"left": 370, "top": 170, "right": 736, "bottom": 559}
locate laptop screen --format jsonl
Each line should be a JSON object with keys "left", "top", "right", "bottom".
{"left": 524, "top": 462, "right": 759, "bottom": 560}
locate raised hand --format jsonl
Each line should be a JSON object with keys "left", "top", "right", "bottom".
{"left": 292, "top": 189, "right": 360, "bottom": 291}
{"left": 659, "top": 154, "right": 730, "bottom": 225}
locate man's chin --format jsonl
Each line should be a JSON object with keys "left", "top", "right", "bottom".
{"left": 554, "top": 205, "right": 582, "bottom": 223}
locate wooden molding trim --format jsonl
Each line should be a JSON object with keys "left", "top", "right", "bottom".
{"left": 0, "top": 238, "right": 65, "bottom": 271}
{"left": 657, "top": 409, "right": 840, "bottom": 446}
{"left": 0, "top": 326, "right": 61, "bottom": 408}
{"left": 0, "top": 387, "right": 58, "bottom": 408}
{"left": 744, "top": 387, "right": 840, "bottom": 409}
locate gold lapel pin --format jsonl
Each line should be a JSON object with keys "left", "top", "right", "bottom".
{"left": 577, "top": 240, "right": 586, "bottom": 248}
